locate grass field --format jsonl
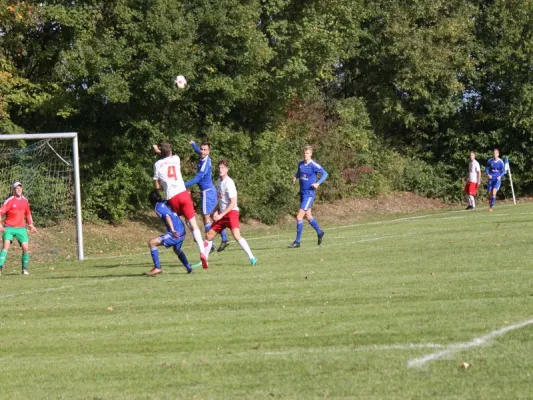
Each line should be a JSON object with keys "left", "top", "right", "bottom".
{"left": 2, "top": 203, "right": 533, "bottom": 399}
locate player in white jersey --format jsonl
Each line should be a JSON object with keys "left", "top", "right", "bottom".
{"left": 203, "top": 159, "right": 258, "bottom": 266}
{"left": 464, "top": 151, "right": 481, "bottom": 210}
{"left": 153, "top": 142, "right": 208, "bottom": 268}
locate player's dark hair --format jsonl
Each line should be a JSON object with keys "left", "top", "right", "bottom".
{"left": 218, "top": 159, "right": 229, "bottom": 167}
{"left": 493, "top": 147, "right": 499, "bottom": 152}
{"left": 201, "top": 141, "right": 210, "bottom": 149}
{"left": 160, "top": 142, "right": 172, "bottom": 157}
{"left": 149, "top": 190, "right": 162, "bottom": 207}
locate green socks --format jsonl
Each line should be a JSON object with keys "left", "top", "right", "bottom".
{"left": 0, "top": 249, "right": 7, "bottom": 268}
{"left": 22, "top": 252, "right": 30, "bottom": 269}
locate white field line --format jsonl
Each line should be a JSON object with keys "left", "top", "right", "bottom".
{"left": 407, "top": 317, "right": 533, "bottom": 368}
{"left": 0, "top": 277, "right": 126, "bottom": 300}
{"left": 261, "top": 343, "right": 444, "bottom": 357}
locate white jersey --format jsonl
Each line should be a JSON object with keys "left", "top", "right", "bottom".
{"left": 216, "top": 176, "right": 239, "bottom": 213}
{"left": 468, "top": 159, "right": 481, "bottom": 183}
{"left": 153, "top": 155, "right": 186, "bottom": 199}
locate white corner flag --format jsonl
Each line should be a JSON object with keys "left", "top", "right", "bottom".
{"left": 505, "top": 156, "right": 517, "bottom": 204}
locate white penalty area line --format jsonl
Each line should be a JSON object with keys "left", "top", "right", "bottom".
{"left": 261, "top": 343, "right": 444, "bottom": 357}
{"left": 407, "top": 317, "right": 533, "bottom": 368}
{"left": 0, "top": 277, "right": 127, "bottom": 300}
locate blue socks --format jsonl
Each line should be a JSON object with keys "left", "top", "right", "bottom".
{"left": 295, "top": 220, "right": 304, "bottom": 243}
{"left": 205, "top": 223, "right": 211, "bottom": 234}
{"left": 174, "top": 247, "right": 191, "bottom": 271}
{"left": 221, "top": 229, "right": 228, "bottom": 242}
{"left": 150, "top": 248, "right": 161, "bottom": 269}
{"left": 308, "top": 218, "right": 322, "bottom": 234}
{"left": 490, "top": 197, "right": 496, "bottom": 208}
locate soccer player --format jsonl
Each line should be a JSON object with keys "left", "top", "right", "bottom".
{"left": 288, "top": 146, "right": 328, "bottom": 248}
{"left": 465, "top": 151, "right": 481, "bottom": 210}
{"left": 153, "top": 142, "right": 208, "bottom": 268}
{"left": 486, "top": 147, "right": 506, "bottom": 212}
{"left": 184, "top": 140, "right": 229, "bottom": 252}
{"left": 203, "top": 159, "right": 258, "bottom": 266}
{"left": 0, "top": 182, "right": 39, "bottom": 275}
{"left": 146, "top": 190, "right": 193, "bottom": 276}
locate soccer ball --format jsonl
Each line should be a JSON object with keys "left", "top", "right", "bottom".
{"left": 175, "top": 75, "right": 187, "bottom": 89}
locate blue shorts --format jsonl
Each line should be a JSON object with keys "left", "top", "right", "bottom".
{"left": 299, "top": 194, "right": 315, "bottom": 211}
{"left": 201, "top": 188, "right": 217, "bottom": 215}
{"left": 158, "top": 233, "right": 185, "bottom": 249}
{"left": 488, "top": 178, "right": 502, "bottom": 192}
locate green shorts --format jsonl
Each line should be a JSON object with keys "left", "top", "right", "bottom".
{"left": 3, "top": 227, "right": 29, "bottom": 244}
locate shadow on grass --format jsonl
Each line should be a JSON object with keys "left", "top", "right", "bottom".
{"left": 44, "top": 273, "right": 147, "bottom": 279}
{"left": 91, "top": 262, "right": 148, "bottom": 269}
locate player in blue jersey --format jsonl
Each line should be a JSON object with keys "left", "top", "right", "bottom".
{"left": 185, "top": 140, "right": 229, "bottom": 253}
{"left": 485, "top": 148, "right": 506, "bottom": 212}
{"left": 288, "top": 146, "right": 328, "bottom": 248}
{"left": 146, "top": 190, "right": 193, "bottom": 276}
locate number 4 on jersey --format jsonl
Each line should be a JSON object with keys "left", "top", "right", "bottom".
{"left": 168, "top": 166, "right": 177, "bottom": 180}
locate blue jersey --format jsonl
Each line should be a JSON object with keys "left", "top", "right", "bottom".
{"left": 295, "top": 159, "right": 328, "bottom": 196}
{"left": 184, "top": 143, "right": 214, "bottom": 191}
{"left": 485, "top": 158, "right": 506, "bottom": 179}
{"left": 155, "top": 201, "right": 186, "bottom": 237}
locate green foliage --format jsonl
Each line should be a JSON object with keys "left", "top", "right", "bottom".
{"left": 3, "top": 0, "right": 533, "bottom": 223}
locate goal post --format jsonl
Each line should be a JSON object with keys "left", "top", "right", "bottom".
{"left": 0, "top": 132, "right": 84, "bottom": 260}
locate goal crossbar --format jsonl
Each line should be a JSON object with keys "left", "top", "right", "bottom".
{"left": 0, "top": 132, "right": 84, "bottom": 260}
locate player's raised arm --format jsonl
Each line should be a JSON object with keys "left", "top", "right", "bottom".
{"left": 189, "top": 140, "right": 201, "bottom": 155}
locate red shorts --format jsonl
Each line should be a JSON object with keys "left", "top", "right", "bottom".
{"left": 464, "top": 182, "right": 478, "bottom": 196}
{"left": 210, "top": 210, "right": 240, "bottom": 233}
{"left": 168, "top": 191, "right": 196, "bottom": 220}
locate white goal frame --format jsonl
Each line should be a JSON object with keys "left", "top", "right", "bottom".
{"left": 0, "top": 132, "right": 84, "bottom": 260}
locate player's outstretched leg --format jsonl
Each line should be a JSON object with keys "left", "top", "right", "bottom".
{"left": 232, "top": 228, "right": 257, "bottom": 265}
{"left": 218, "top": 229, "right": 230, "bottom": 252}
{"left": 173, "top": 246, "right": 194, "bottom": 274}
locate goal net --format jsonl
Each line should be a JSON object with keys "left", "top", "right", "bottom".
{"left": 0, "top": 133, "right": 84, "bottom": 260}
{"left": 0, "top": 139, "right": 74, "bottom": 224}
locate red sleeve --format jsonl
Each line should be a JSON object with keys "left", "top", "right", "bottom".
{"left": 25, "top": 200, "right": 33, "bottom": 226}
{"left": 0, "top": 199, "right": 10, "bottom": 221}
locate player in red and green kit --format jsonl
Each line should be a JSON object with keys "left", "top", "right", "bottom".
{"left": 0, "top": 182, "right": 39, "bottom": 275}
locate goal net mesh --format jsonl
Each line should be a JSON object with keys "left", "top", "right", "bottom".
{"left": 0, "top": 138, "right": 74, "bottom": 226}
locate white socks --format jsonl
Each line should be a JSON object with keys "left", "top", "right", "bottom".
{"left": 238, "top": 238, "right": 254, "bottom": 259}
{"left": 192, "top": 228, "right": 204, "bottom": 254}
{"left": 204, "top": 240, "right": 213, "bottom": 259}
